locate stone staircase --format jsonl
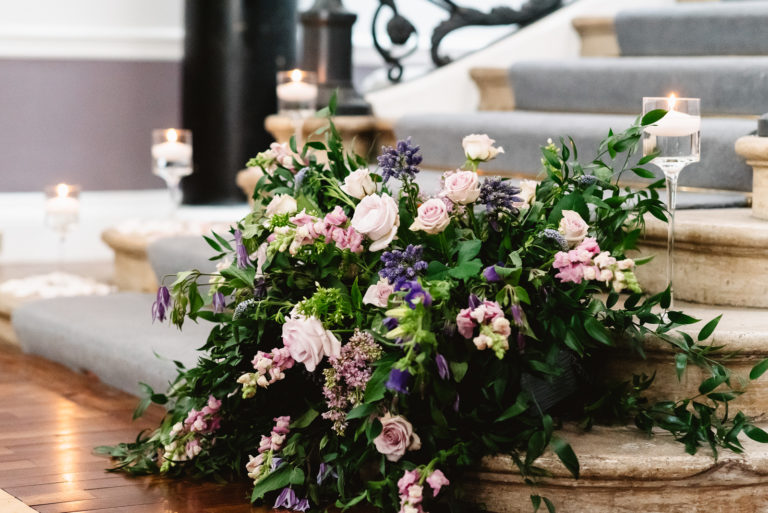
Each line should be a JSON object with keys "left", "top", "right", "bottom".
{"left": 395, "top": 1, "right": 768, "bottom": 510}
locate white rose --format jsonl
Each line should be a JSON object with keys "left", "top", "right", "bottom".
{"left": 363, "top": 278, "right": 394, "bottom": 308}
{"left": 266, "top": 194, "right": 297, "bottom": 217}
{"left": 513, "top": 179, "right": 538, "bottom": 209}
{"left": 410, "top": 198, "right": 450, "bottom": 235}
{"left": 558, "top": 210, "right": 589, "bottom": 248}
{"left": 341, "top": 169, "right": 376, "bottom": 199}
{"left": 281, "top": 312, "right": 341, "bottom": 372}
{"left": 462, "top": 134, "right": 504, "bottom": 162}
{"left": 442, "top": 170, "right": 481, "bottom": 205}
{"left": 350, "top": 193, "right": 400, "bottom": 252}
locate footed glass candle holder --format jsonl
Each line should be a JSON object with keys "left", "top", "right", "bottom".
{"left": 276, "top": 69, "right": 318, "bottom": 146}
{"left": 151, "top": 128, "right": 193, "bottom": 215}
{"left": 45, "top": 183, "right": 80, "bottom": 261}
{"left": 642, "top": 95, "right": 701, "bottom": 307}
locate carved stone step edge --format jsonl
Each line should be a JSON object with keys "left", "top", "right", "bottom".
{"left": 571, "top": 16, "right": 619, "bottom": 58}
{"left": 466, "top": 424, "right": 768, "bottom": 512}
{"left": 635, "top": 208, "right": 768, "bottom": 308}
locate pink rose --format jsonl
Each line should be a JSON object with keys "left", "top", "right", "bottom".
{"left": 462, "top": 134, "right": 504, "bottom": 162}
{"left": 363, "top": 278, "right": 395, "bottom": 308}
{"left": 350, "top": 193, "right": 400, "bottom": 251}
{"left": 558, "top": 210, "right": 589, "bottom": 248}
{"left": 442, "top": 170, "right": 480, "bottom": 205}
{"left": 426, "top": 469, "right": 450, "bottom": 497}
{"left": 410, "top": 198, "right": 450, "bottom": 235}
{"left": 456, "top": 308, "right": 475, "bottom": 339}
{"left": 281, "top": 312, "right": 341, "bottom": 372}
{"left": 373, "top": 413, "right": 421, "bottom": 462}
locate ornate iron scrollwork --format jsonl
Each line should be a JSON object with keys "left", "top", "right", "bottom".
{"left": 372, "top": 0, "right": 563, "bottom": 83}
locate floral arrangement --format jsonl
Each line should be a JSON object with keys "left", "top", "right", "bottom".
{"left": 101, "top": 105, "right": 768, "bottom": 513}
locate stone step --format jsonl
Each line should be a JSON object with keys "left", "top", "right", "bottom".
{"left": 602, "top": 301, "right": 768, "bottom": 418}
{"left": 395, "top": 110, "right": 755, "bottom": 192}
{"left": 615, "top": 2, "right": 768, "bottom": 57}
{"left": 468, "top": 423, "right": 768, "bottom": 512}
{"left": 634, "top": 208, "right": 768, "bottom": 307}
{"left": 508, "top": 56, "right": 768, "bottom": 116}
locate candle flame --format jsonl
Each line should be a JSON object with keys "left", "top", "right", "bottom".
{"left": 166, "top": 128, "right": 178, "bottom": 143}
{"left": 55, "top": 183, "right": 70, "bottom": 198}
{"left": 668, "top": 93, "right": 677, "bottom": 111}
{"left": 290, "top": 69, "right": 303, "bottom": 82}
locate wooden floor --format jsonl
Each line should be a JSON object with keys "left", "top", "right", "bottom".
{"left": 0, "top": 348, "right": 271, "bottom": 513}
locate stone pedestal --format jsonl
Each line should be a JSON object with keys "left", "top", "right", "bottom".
{"left": 265, "top": 115, "right": 395, "bottom": 162}
{"left": 101, "top": 229, "right": 159, "bottom": 293}
{"left": 571, "top": 17, "right": 619, "bottom": 57}
{"left": 735, "top": 135, "right": 768, "bottom": 220}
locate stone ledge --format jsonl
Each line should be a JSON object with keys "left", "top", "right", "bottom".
{"left": 571, "top": 16, "right": 619, "bottom": 57}
{"left": 469, "top": 67, "right": 515, "bottom": 112}
{"left": 468, "top": 424, "right": 768, "bottom": 512}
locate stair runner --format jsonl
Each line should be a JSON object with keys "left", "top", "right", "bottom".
{"left": 396, "top": 1, "right": 768, "bottom": 199}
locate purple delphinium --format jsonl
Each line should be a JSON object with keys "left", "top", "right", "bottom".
{"left": 395, "top": 280, "right": 432, "bottom": 309}
{"left": 541, "top": 228, "right": 569, "bottom": 251}
{"left": 234, "top": 229, "right": 250, "bottom": 269}
{"left": 478, "top": 177, "right": 522, "bottom": 229}
{"left": 151, "top": 286, "right": 171, "bottom": 322}
{"left": 211, "top": 291, "right": 226, "bottom": 313}
{"left": 382, "top": 317, "right": 399, "bottom": 330}
{"left": 436, "top": 354, "right": 450, "bottom": 380}
{"left": 274, "top": 487, "right": 297, "bottom": 509}
{"left": 377, "top": 137, "right": 422, "bottom": 183}
{"left": 385, "top": 368, "right": 411, "bottom": 394}
{"left": 379, "top": 244, "right": 428, "bottom": 285}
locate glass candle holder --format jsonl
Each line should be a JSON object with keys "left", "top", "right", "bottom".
{"left": 151, "top": 128, "right": 193, "bottom": 215}
{"left": 45, "top": 183, "right": 80, "bottom": 263}
{"left": 642, "top": 95, "right": 701, "bottom": 307}
{"left": 276, "top": 69, "right": 318, "bottom": 146}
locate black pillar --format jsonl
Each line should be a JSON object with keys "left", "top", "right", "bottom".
{"left": 182, "top": 0, "right": 297, "bottom": 205}
{"left": 301, "top": 0, "right": 371, "bottom": 115}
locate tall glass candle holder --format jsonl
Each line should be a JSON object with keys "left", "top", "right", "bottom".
{"left": 45, "top": 183, "right": 80, "bottom": 261}
{"left": 151, "top": 128, "right": 193, "bottom": 216}
{"left": 276, "top": 69, "right": 318, "bottom": 147}
{"left": 642, "top": 95, "right": 701, "bottom": 307}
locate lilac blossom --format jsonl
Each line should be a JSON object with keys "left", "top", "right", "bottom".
{"left": 151, "top": 286, "right": 171, "bottom": 323}
{"left": 379, "top": 244, "right": 428, "bottom": 285}
{"left": 377, "top": 137, "right": 422, "bottom": 183}
{"left": 385, "top": 368, "right": 411, "bottom": 394}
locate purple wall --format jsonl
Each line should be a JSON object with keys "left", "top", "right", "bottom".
{"left": 0, "top": 58, "right": 180, "bottom": 192}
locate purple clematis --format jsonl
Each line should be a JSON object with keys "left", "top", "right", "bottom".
{"left": 151, "top": 286, "right": 171, "bottom": 322}
{"left": 385, "top": 368, "right": 411, "bottom": 394}
{"left": 436, "top": 354, "right": 450, "bottom": 380}
{"left": 211, "top": 291, "right": 226, "bottom": 313}
{"left": 395, "top": 280, "right": 432, "bottom": 309}
{"left": 274, "top": 487, "right": 297, "bottom": 509}
{"left": 234, "top": 229, "right": 251, "bottom": 269}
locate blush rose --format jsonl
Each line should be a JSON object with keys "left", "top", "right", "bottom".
{"left": 373, "top": 413, "right": 421, "bottom": 462}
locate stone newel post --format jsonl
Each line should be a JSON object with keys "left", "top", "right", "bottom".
{"left": 735, "top": 115, "right": 768, "bottom": 220}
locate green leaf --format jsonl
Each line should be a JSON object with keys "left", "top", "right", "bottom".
{"left": 457, "top": 239, "right": 482, "bottom": 264}
{"left": 450, "top": 361, "right": 469, "bottom": 383}
{"left": 347, "top": 403, "right": 376, "bottom": 421}
{"left": 675, "top": 353, "right": 687, "bottom": 381}
{"left": 496, "top": 392, "right": 530, "bottom": 422}
{"left": 667, "top": 311, "right": 700, "bottom": 325}
{"left": 350, "top": 278, "right": 363, "bottom": 311}
{"left": 448, "top": 259, "right": 483, "bottom": 281}
{"left": 641, "top": 109, "right": 668, "bottom": 126}
{"left": 543, "top": 496, "right": 556, "bottom": 513}
{"left": 744, "top": 424, "right": 768, "bottom": 443}
{"left": 251, "top": 465, "right": 305, "bottom": 501}
{"left": 750, "top": 359, "right": 768, "bottom": 380}
{"left": 551, "top": 436, "right": 579, "bottom": 478}
{"left": 202, "top": 235, "right": 222, "bottom": 252}
{"left": 698, "top": 375, "right": 727, "bottom": 395}
{"left": 631, "top": 167, "right": 656, "bottom": 179}
{"left": 221, "top": 266, "right": 256, "bottom": 288}
{"left": 584, "top": 317, "right": 613, "bottom": 346}
{"left": 698, "top": 315, "right": 722, "bottom": 342}
{"left": 531, "top": 495, "right": 542, "bottom": 512}
{"left": 291, "top": 408, "right": 319, "bottom": 429}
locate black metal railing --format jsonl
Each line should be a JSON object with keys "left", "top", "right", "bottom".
{"left": 372, "top": 0, "right": 564, "bottom": 83}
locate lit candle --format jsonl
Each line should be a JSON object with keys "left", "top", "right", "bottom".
{"left": 151, "top": 128, "right": 192, "bottom": 164}
{"left": 645, "top": 94, "right": 701, "bottom": 137}
{"left": 45, "top": 183, "right": 79, "bottom": 216}
{"left": 276, "top": 69, "right": 319, "bottom": 104}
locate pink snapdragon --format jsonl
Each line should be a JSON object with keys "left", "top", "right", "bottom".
{"left": 552, "top": 237, "right": 639, "bottom": 291}
{"left": 275, "top": 208, "right": 364, "bottom": 255}
{"left": 246, "top": 416, "right": 292, "bottom": 485}
{"left": 456, "top": 296, "right": 510, "bottom": 358}
{"left": 161, "top": 395, "right": 223, "bottom": 470}
{"left": 237, "top": 348, "right": 295, "bottom": 398}
{"left": 396, "top": 467, "right": 450, "bottom": 513}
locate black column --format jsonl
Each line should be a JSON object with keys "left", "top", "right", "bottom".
{"left": 182, "top": 0, "right": 297, "bottom": 205}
